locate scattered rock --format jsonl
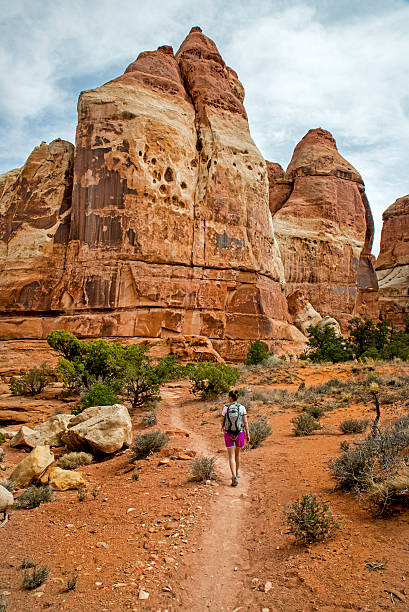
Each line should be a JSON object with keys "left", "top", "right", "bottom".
{"left": 9, "top": 445, "right": 54, "bottom": 488}
{"left": 47, "top": 467, "right": 85, "bottom": 491}
{"left": 9, "top": 425, "right": 37, "bottom": 448}
{"left": 96, "top": 542, "right": 108, "bottom": 549}
{"left": 138, "top": 589, "right": 149, "bottom": 600}
{"left": 61, "top": 404, "right": 132, "bottom": 454}
{"left": 0, "top": 428, "right": 17, "bottom": 440}
{"left": 263, "top": 581, "right": 272, "bottom": 593}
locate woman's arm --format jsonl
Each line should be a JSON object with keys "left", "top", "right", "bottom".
{"left": 243, "top": 414, "right": 250, "bottom": 442}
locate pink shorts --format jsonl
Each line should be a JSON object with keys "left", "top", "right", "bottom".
{"left": 224, "top": 431, "right": 245, "bottom": 448}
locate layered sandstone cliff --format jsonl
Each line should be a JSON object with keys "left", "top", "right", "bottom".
{"left": 268, "top": 128, "right": 379, "bottom": 328}
{"left": 0, "top": 27, "right": 304, "bottom": 360}
{"left": 376, "top": 195, "right": 409, "bottom": 326}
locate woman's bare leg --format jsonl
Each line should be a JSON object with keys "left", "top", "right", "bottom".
{"left": 235, "top": 446, "right": 240, "bottom": 476}
{"left": 227, "top": 446, "right": 236, "bottom": 477}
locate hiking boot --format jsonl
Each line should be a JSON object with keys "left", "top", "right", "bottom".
{"left": 231, "top": 475, "right": 238, "bottom": 487}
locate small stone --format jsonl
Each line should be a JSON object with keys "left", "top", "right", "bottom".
{"left": 96, "top": 541, "right": 108, "bottom": 549}
{"left": 127, "top": 507, "right": 136, "bottom": 513}
{"left": 139, "top": 589, "right": 149, "bottom": 600}
{"left": 95, "top": 582, "right": 103, "bottom": 586}
{"left": 263, "top": 581, "right": 272, "bottom": 593}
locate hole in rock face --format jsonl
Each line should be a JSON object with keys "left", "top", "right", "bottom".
{"left": 196, "top": 139, "right": 203, "bottom": 152}
{"left": 164, "top": 167, "right": 174, "bottom": 182}
{"left": 151, "top": 158, "right": 156, "bottom": 165}
{"left": 180, "top": 181, "right": 187, "bottom": 189}
{"left": 159, "top": 184, "right": 167, "bottom": 194}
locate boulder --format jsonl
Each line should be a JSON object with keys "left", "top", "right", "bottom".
{"left": 10, "top": 415, "right": 72, "bottom": 448}
{"left": 47, "top": 466, "right": 85, "bottom": 490}
{"left": 9, "top": 445, "right": 54, "bottom": 488}
{"left": 0, "top": 428, "right": 18, "bottom": 440}
{"left": 376, "top": 195, "right": 409, "bottom": 326}
{"left": 61, "top": 404, "right": 132, "bottom": 454}
{"left": 0, "top": 485, "right": 14, "bottom": 513}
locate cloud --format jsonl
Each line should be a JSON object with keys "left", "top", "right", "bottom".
{"left": 1, "top": 0, "right": 409, "bottom": 254}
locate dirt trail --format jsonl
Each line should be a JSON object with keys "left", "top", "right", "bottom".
{"left": 163, "top": 387, "right": 250, "bottom": 611}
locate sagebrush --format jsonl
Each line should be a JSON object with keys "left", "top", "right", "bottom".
{"left": 292, "top": 413, "right": 321, "bottom": 436}
{"left": 22, "top": 564, "right": 50, "bottom": 590}
{"left": 131, "top": 430, "right": 169, "bottom": 460}
{"left": 283, "top": 494, "right": 339, "bottom": 545}
{"left": 9, "top": 362, "right": 51, "bottom": 396}
{"left": 59, "top": 451, "right": 93, "bottom": 469}
{"left": 248, "top": 417, "right": 272, "bottom": 448}
{"left": 14, "top": 485, "right": 54, "bottom": 509}
{"left": 191, "top": 456, "right": 217, "bottom": 482}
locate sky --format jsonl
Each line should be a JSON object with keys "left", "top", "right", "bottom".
{"left": 1, "top": 0, "right": 409, "bottom": 255}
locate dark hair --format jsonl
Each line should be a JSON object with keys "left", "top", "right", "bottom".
{"left": 228, "top": 390, "right": 238, "bottom": 401}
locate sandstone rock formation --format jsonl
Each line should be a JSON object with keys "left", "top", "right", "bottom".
{"left": 376, "top": 195, "right": 409, "bottom": 326}
{"left": 0, "top": 140, "right": 74, "bottom": 337}
{"left": 61, "top": 404, "right": 132, "bottom": 454}
{"left": 0, "top": 27, "right": 305, "bottom": 360}
{"left": 287, "top": 289, "right": 341, "bottom": 336}
{"left": 10, "top": 445, "right": 54, "bottom": 488}
{"left": 268, "top": 128, "right": 379, "bottom": 327}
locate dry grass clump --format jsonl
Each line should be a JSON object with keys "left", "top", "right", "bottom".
{"left": 366, "top": 467, "right": 409, "bottom": 517}
{"left": 248, "top": 416, "right": 272, "bottom": 448}
{"left": 131, "top": 430, "right": 169, "bottom": 460}
{"left": 191, "top": 455, "right": 217, "bottom": 482}
{"left": 283, "top": 494, "right": 339, "bottom": 545}
{"left": 14, "top": 485, "right": 54, "bottom": 509}
{"left": 59, "top": 451, "right": 93, "bottom": 469}
{"left": 339, "top": 418, "right": 369, "bottom": 434}
{"left": 141, "top": 410, "right": 157, "bottom": 426}
{"left": 292, "top": 413, "right": 321, "bottom": 436}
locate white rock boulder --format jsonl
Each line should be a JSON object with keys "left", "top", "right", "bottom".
{"left": 0, "top": 485, "right": 14, "bottom": 514}
{"left": 10, "top": 415, "right": 73, "bottom": 449}
{"left": 61, "top": 404, "right": 132, "bottom": 454}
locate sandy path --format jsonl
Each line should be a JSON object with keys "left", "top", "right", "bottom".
{"left": 162, "top": 387, "right": 251, "bottom": 611}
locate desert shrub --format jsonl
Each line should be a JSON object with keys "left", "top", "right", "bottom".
{"left": 292, "top": 413, "right": 321, "bottom": 436}
{"left": 77, "top": 488, "right": 87, "bottom": 502}
{"left": 9, "top": 362, "right": 51, "bottom": 396}
{"left": 59, "top": 451, "right": 93, "bottom": 469}
{"left": 283, "top": 494, "right": 339, "bottom": 545}
{"left": 303, "top": 405, "right": 326, "bottom": 419}
{"left": 19, "top": 559, "right": 35, "bottom": 569}
{"left": 121, "top": 347, "right": 180, "bottom": 411}
{"left": 47, "top": 330, "right": 85, "bottom": 360}
{"left": 248, "top": 417, "right": 272, "bottom": 448}
{"left": 131, "top": 471, "right": 139, "bottom": 481}
{"left": 0, "top": 433, "right": 5, "bottom": 446}
{"left": 22, "top": 564, "right": 50, "bottom": 590}
{"left": 14, "top": 485, "right": 54, "bottom": 509}
{"left": 304, "top": 324, "right": 352, "bottom": 363}
{"left": 141, "top": 411, "right": 157, "bottom": 426}
{"left": 65, "top": 574, "right": 78, "bottom": 591}
{"left": 329, "top": 418, "right": 409, "bottom": 493}
{"left": 187, "top": 362, "right": 239, "bottom": 400}
{"left": 191, "top": 455, "right": 217, "bottom": 482}
{"left": 339, "top": 419, "right": 369, "bottom": 434}
{"left": 245, "top": 339, "right": 270, "bottom": 365}
{"left": 131, "top": 430, "right": 169, "bottom": 460}
{"left": 75, "top": 382, "right": 119, "bottom": 414}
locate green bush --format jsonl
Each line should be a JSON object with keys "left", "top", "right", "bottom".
{"left": 22, "top": 564, "right": 50, "bottom": 590}
{"left": 245, "top": 340, "right": 270, "bottom": 365}
{"left": 9, "top": 362, "right": 51, "bottom": 396}
{"left": 59, "top": 452, "right": 93, "bottom": 469}
{"left": 47, "top": 330, "right": 85, "bottom": 360}
{"left": 291, "top": 413, "right": 321, "bottom": 436}
{"left": 187, "top": 362, "right": 239, "bottom": 400}
{"left": 75, "top": 383, "right": 119, "bottom": 414}
{"left": 248, "top": 416, "right": 272, "bottom": 448}
{"left": 0, "top": 432, "right": 5, "bottom": 446}
{"left": 339, "top": 419, "right": 369, "bottom": 434}
{"left": 14, "top": 485, "right": 54, "bottom": 509}
{"left": 141, "top": 410, "right": 157, "bottom": 426}
{"left": 131, "top": 430, "right": 169, "bottom": 460}
{"left": 65, "top": 574, "right": 78, "bottom": 591}
{"left": 283, "top": 494, "right": 339, "bottom": 545}
{"left": 191, "top": 456, "right": 217, "bottom": 482}
{"left": 304, "top": 324, "right": 351, "bottom": 363}
{"left": 303, "top": 405, "right": 326, "bottom": 419}
{"left": 19, "top": 559, "right": 35, "bottom": 569}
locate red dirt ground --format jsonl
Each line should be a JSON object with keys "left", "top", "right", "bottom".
{"left": 1, "top": 363, "right": 409, "bottom": 611}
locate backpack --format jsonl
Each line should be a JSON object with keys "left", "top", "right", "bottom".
{"left": 224, "top": 403, "right": 243, "bottom": 434}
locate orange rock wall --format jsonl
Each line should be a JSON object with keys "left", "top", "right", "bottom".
{"left": 376, "top": 195, "right": 409, "bottom": 326}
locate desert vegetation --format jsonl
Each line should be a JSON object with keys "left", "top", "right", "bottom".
{"left": 283, "top": 494, "right": 339, "bottom": 545}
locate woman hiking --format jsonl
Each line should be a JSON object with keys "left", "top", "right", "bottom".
{"left": 221, "top": 390, "right": 250, "bottom": 487}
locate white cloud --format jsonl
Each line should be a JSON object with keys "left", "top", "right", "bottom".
{"left": 1, "top": 0, "right": 409, "bottom": 255}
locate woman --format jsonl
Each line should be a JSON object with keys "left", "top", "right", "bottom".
{"left": 221, "top": 390, "right": 250, "bottom": 486}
